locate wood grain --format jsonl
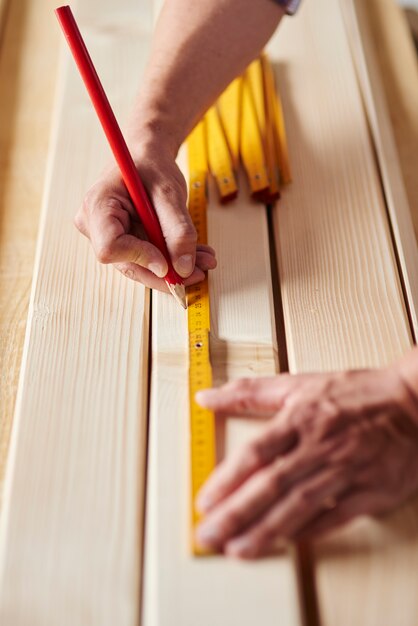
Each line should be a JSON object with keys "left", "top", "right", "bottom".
{"left": 142, "top": 164, "right": 301, "bottom": 626}
{"left": 269, "top": 0, "right": 412, "bottom": 373}
{"left": 0, "top": 2, "right": 152, "bottom": 623}
{"left": 0, "top": 0, "right": 8, "bottom": 44}
{"left": 0, "top": 0, "right": 416, "bottom": 622}
{"left": 0, "top": 0, "right": 59, "bottom": 496}
{"left": 342, "top": 0, "right": 418, "bottom": 340}
{"left": 364, "top": 0, "right": 418, "bottom": 242}
{"left": 268, "top": 0, "right": 418, "bottom": 624}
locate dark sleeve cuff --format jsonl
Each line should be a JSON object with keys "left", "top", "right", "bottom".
{"left": 271, "top": 0, "right": 301, "bottom": 15}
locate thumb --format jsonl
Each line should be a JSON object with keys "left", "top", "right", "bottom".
{"left": 145, "top": 166, "right": 197, "bottom": 278}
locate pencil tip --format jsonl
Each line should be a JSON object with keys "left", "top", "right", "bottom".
{"left": 168, "top": 283, "right": 187, "bottom": 309}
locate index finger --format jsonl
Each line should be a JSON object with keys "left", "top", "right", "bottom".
{"left": 195, "top": 375, "right": 296, "bottom": 417}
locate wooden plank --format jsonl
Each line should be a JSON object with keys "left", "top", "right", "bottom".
{"left": 364, "top": 0, "right": 418, "bottom": 241}
{"left": 0, "top": 0, "right": 59, "bottom": 497}
{"left": 142, "top": 163, "right": 302, "bottom": 626}
{"left": 0, "top": 0, "right": 9, "bottom": 44}
{"left": 268, "top": 0, "right": 418, "bottom": 624}
{"left": 269, "top": 0, "right": 412, "bottom": 373}
{"left": 341, "top": 0, "right": 418, "bottom": 340}
{"left": 0, "top": 0, "right": 414, "bottom": 624}
{"left": 0, "top": 2, "right": 153, "bottom": 624}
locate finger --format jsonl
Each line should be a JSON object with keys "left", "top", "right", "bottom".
{"left": 224, "top": 469, "right": 349, "bottom": 559}
{"left": 122, "top": 227, "right": 216, "bottom": 273}
{"left": 197, "top": 244, "right": 216, "bottom": 256}
{"left": 114, "top": 263, "right": 205, "bottom": 292}
{"left": 195, "top": 450, "right": 320, "bottom": 549}
{"left": 295, "top": 488, "right": 392, "bottom": 541}
{"left": 151, "top": 177, "right": 197, "bottom": 278}
{"left": 195, "top": 441, "right": 335, "bottom": 548}
{"left": 196, "top": 422, "right": 299, "bottom": 514}
{"left": 74, "top": 212, "right": 89, "bottom": 238}
{"left": 88, "top": 199, "right": 169, "bottom": 277}
{"left": 196, "top": 250, "right": 217, "bottom": 272}
{"left": 196, "top": 375, "right": 298, "bottom": 418}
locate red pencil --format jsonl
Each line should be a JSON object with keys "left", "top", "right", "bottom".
{"left": 55, "top": 5, "right": 187, "bottom": 309}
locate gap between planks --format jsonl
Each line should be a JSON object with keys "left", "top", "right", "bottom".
{"left": 142, "top": 164, "right": 303, "bottom": 626}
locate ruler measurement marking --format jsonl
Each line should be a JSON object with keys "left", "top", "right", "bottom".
{"left": 187, "top": 120, "right": 216, "bottom": 556}
{"left": 185, "top": 56, "right": 290, "bottom": 556}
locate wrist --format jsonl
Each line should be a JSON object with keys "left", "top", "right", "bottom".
{"left": 126, "top": 105, "right": 185, "bottom": 160}
{"left": 99, "top": 122, "right": 177, "bottom": 184}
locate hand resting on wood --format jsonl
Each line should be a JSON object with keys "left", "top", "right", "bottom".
{"left": 195, "top": 349, "right": 418, "bottom": 558}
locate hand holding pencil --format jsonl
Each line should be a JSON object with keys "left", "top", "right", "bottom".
{"left": 56, "top": 5, "right": 216, "bottom": 308}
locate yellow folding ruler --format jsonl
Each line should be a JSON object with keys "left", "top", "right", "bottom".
{"left": 262, "top": 54, "right": 292, "bottom": 185}
{"left": 217, "top": 76, "right": 242, "bottom": 168}
{"left": 186, "top": 54, "right": 291, "bottom": 556}
{"left": 206, "top": 106, "right": 238, "bottom": 203}
{"left": 240, "top": 72, "right": 270, "bottom": 199}
{"left": 187, "top": 120, "right": 217, "bottom": 556}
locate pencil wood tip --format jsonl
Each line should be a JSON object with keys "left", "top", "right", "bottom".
{"left": 168, "top": 283, "right": 187, "bottom": 309}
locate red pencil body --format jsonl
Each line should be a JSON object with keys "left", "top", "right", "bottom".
{"left": 55, "top": 5, "right": 184, "bottom": 292}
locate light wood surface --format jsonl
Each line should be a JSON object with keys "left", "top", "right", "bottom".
{"left": 0, "top": 2, "right": 152, "bottom": 623}
{"left": 1, "top": 0, "right": 415, "bottom": 501}
{"left": 270, "top": 0, "right": 412, "bottom": 373}
{"left": 268, "top": 0, "right": 418, "bottom": 624}
{"left": 143, "top": 167, "right": 301, "bottom": 626}
{"left": 365, "top": 0, "right": 418, "bottom": 240}
{"left": 0, "top": 0, "right": 59, "bottom": 496}
{"left": 0, "top": 0, "right": 417, "bottom": 623}
{"left": 343, "top": 0, "right": 418, "bottom": 339}
{"left": 0, "top": 0, "right": 8, "bottom": 43}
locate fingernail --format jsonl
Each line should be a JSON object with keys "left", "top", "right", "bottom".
{"left": 195, "top": 389, "right": 216, "bottom": 406}
{"left": 200, "top": 257, "right": 217, "bottom": 271}
{"left": 149, "top": 262, "right": 167, "bottom": 278}
{"left": 196, "top": 524, "right": 218, "bottom": 547}
{"left": 175, "top": 254, "right": 194, "bottom": 277}
{"left": 196, "top": 493, "right": 212, "bottom": 514}
{"left": 226, "top": 537, "right": 255, "bottom": 558}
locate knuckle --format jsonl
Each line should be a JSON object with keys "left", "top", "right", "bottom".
{"left": 74, "top": 212, "right": 85, "bottom": 233}
{"left": 158, "top": 180, "right": 184, "bottom": 202}
{"left": 100, "top": 196, "right": 123, "bottom": 214}
{"left": 82, "top": 190, "right": 123, "bottom": 221}
{"left": 119, "top": 266, "right": 135, "bottom": 280}
{"left": 130, "top": 248, "right": 146, "bottom": 266}
{"left": 165, "top": 219, "right": 197, "bottom": 244}
{"left": 295, "top": 487, "right": 315, "bottom": 509}
{"left": 229, "top": 378, "right": 256, "bottom": 411}
{"left": 255, "top": 525, "right": 276, "bottom": 547}
{"left": 292, "top": 403, "right": 319, "bottom": 435}
{"left": 80, "top": 194, "right": 92, "bottom": 216}
{"left": 245, "top": 439, "right": 268, "bottom": 467}
{"left": 81, "top": 186, "right": 105, "bottom": 215}
{"left": 265, "top": 473, "right": 282, "bottom": 498}
{"left": 95, "top": 242, "right": 115, "bottom": 264}
{"left": 233, "top": 378, "right": 253, "bottom": 393}
{"left": 219, "top": 509, "right": 242, "bottom": 536}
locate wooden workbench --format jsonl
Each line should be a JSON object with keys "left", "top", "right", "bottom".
{"left": 0, "top": 0, "right": 417, "bottom": 623}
